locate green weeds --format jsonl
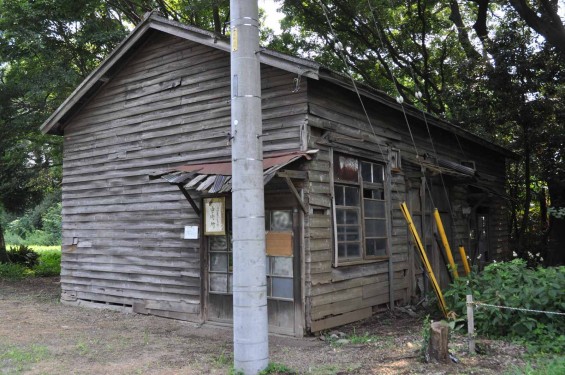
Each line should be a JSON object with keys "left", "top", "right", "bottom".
{"left": 443, "top": 259, "right": 565, "bottom": 354}
{"left": 0, "top": 245, "right": 61, "bottom": 279}
{"left": 0, "top": 344, "right": 50, "bottom": 372}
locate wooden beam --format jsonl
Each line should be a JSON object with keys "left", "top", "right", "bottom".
{"left": 282, "top": 176, "right": 307, "bottom": 213}
{"left": 176, "top": 184, "right": 201, "bottom": 217}
{"left": 277, "top": 170, "right": 307, "bottom": 179}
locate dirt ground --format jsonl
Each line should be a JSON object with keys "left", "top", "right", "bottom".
{"left": 1, "top": 277, "right": 528, "bottom": 374}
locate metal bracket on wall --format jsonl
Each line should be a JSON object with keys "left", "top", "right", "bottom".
{"left": 176, "top": 184, "right": 201, "bottom": 217}
{"left": 277, "top": 170, "right": 307, "bottom": 213}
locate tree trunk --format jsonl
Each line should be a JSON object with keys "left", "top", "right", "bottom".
{"left": 547, "top": 176, "right": 565, "bottom": 265}
{"left": 0, "top": 221, "right": 8, "bottom": 263}
{"left": 518, "top": 125, "right": 532, "bottom": 254}
{"left": 428, "top": 321, "right": 449, "bottom": 363}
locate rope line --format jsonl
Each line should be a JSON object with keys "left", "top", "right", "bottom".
{"left": 470, "top": 302, "right": 565, "bottom": 316}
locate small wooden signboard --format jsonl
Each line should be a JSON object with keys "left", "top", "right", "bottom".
{"left": 265, "top": 231, "right": 293, "bottom": 256}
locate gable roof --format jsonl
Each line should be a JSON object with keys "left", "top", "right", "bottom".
{"left": 40, "top": 12, "right": 513, "bottom": 157}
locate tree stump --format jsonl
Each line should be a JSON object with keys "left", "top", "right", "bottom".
{"left": 428, "top": 321, "right": 449, "bottom": 363}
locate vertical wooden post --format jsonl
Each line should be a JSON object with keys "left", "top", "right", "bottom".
{"left": 467, "top": 294, "right": 475, "bottom": 354}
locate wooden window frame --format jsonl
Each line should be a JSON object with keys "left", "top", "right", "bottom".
{"left": 332, "top": 151, "right": 391, "bottom": 266}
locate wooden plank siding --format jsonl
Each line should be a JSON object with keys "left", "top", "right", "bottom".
{"left": 302, "top": 79, "right": 509, "bottom": 332}
{"left": 60, "top": 32, "right": 307, "bottom": 321}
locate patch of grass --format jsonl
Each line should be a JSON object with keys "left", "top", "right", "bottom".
{"left": 213, "top": 350, "right": 232, "bottom": 367}
{"left": 308, "top": 364, "right": 341, "bottom": 375}
{"left": 0, "top": 263, "right": 30, "bottom": 280}
{"left": 28, "top": 245, "right": 61, "bottom": 253}
{"left": 76, "top": 340, "right": 90, "bottom": 356}
{"left": 0, "top": 344, "right": 50, "bottom": 372}
{"left": 348, "top": 331, "right": 378, "bottom": 345}
{"left": 259, "top": 362, "right": 296, "bottom": 374}
{"left": 507, "top": 355, "right": 565, "bottom": 375}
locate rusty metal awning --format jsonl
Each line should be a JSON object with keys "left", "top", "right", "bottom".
{"left": 151, "top": 150, "right": 316, "bottom": 194}
{"left": 150, "top": 150, "right": 316, "bottom": 216}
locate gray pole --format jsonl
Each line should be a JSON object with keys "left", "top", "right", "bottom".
{"left": 230, "top": 1, "right": 269, "bottom": 374}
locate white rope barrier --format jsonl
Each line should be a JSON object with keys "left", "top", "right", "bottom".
{"left": 471, "top": 301, "right": 565, "bottom": 316}
{"left": 465, "top": 294, "right": 564, "bottom": 354}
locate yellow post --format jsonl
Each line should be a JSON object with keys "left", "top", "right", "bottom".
{"left": 459, "top": 246, "right": 471, "bottom": 276}
{"left": 433, "top": 209, "right": 459, "bottom": 279}
{"left": 400, "top": 202, "right": 449, "bottom": 318}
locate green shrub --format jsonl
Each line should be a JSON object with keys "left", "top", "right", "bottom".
{"left": 34, "top": 249, "right": 61, "bottom": 277}
{"left": 4, "top": 230, "right": 25, "bottom": 245}
{"left": 0, "top": 263, "right": 29, "bottom": 279}
{"left": 444, "top": 259, "right": 565, "bottom": 353}
{"left": 6, "top": 245, "right": 40, "bottom": 268}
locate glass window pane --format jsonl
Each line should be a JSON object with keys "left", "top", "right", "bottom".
{"left": 361, "top": 162, "right": 372, "bottom": 182}
{"left": 210, "top": 253, "right": 228, "bottom": 272}
{"left": 267, "top": 276, "right": 272, "bottom": 296}
{"left": 271, "top": 256, "right": 293, "bottom": 277}
{"left": 364, "top": 200, "right": 386, "bottom": 218}
{"left": 344, "top": 186, "right": 359, "bottom": 206}
{"left": 345, "top": 209, "right": 359, "bottom": 224}
{"left": 228, "top": 274, "right": 233, "bottom": 293}
{"left": 210, "top": 274, "right": 228, "bottom": 293}
{"left": 337, "top": 225, "right": 346, "bottom": 242}
{"left": 335, "top": 185, "right": 344, "bottom": 206}
{"left": 366, "top": 238, "right": 387, "bottom": 257}
{"left": 373, "top": 164, "right": 384, "bottom": 183}
{"left": 336, "top": 208, "right": 345, "bottom": 224}
{"left": 271, "top": 210, "right": 292, "bottom": 231}
{"left": 364, "top": 189, "right": 384, "bottom": 200}
{"left": 346, "top": 243, "right": 361, "bottom": 258}
{"left": 338, "top": 243, "right": 346, "bottom": 258}
{"left": 266, "top": 256, "right": 270, "bottom": 275}
{"left": 334, "top": 154, "right": 359, "bottom": 182}
{"left": 271, "top": 277, "right": 293, "bottom": 299}
{"left": 365, "top": 219, "right": 387, "bottom": 237}
{"left": 209, "top": 236, "right": 228, "bottom": 251}
{"left": 345, "top": 226, "right": 360, "bottom": 241}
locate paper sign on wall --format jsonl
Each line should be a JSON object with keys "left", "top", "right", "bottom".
{"left": 184, "top": 226, "right": 199, "bottom": 239}
{"left": 204, "top": 197, "right": 226, "bottom": 235}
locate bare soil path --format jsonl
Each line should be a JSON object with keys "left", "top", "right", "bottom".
{"left": 1, "top": 277, "right": 527, "bottom": 374}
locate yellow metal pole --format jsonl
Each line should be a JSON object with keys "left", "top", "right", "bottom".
{"left": 459, "top": 246, "right": 471, "bottom": 276}
{"left": 400, "top": 202, "right": 448, "bottom": 318}
{"left": 433, "top": 209, "right": 459, "bottom": 279}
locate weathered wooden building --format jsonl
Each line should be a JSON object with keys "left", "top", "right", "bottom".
{"left": 41, "top": 13, "right": 512, "bottom": 336}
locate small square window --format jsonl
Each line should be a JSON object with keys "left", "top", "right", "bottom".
{"left": 270, "top": 210, "right": 292, "bottom": 231}
{"left": 271, "top": 277, "right": 293, "bottom": 299}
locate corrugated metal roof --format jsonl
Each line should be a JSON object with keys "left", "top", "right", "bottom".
{"left": 155, "top": 150, "right": 315, "bottom": 193}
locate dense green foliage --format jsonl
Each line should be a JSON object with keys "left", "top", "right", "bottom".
{"left": 4, "top": 192, "right": 62, "bottom": 246}
{"left": 0, "top": 246, "right": 61, "bottom": 279}
{"left": 0, "top": 262, "right": 29, "bottom": 279}
{"left": 5, "top": 245, "right": 40, "bottom": 268}
{"left": 33, "top": 248, "right": 61, "bottom": 276}
{"left": 271, "top": 0, "right": 565, "bottom": 265}
{"left": 444, "top": 259, "right": 565, "bottom": 353}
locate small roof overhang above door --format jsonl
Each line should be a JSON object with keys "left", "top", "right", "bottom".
{"left": 150, "top": 150, "right": 317, "bottom": 215}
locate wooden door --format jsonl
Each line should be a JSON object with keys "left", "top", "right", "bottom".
{"left": 205, "top": 207, "right": 299, "bottom": 336}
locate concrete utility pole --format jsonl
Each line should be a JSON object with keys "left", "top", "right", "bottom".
{"left": 230, "top": 0, "right": 269, "bottom": 374}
